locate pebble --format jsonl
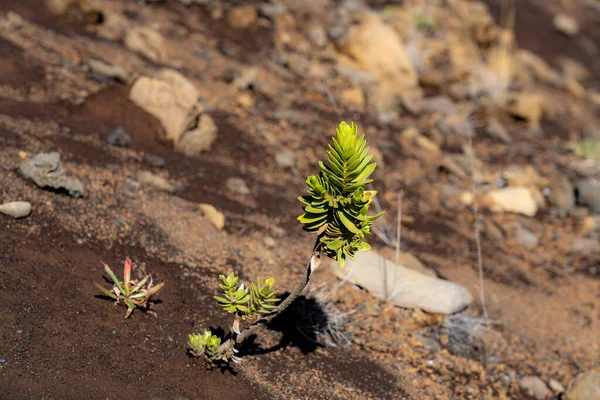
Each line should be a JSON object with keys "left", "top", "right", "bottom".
{"left": 0, "top": 201, "right": 31, "bottom": 219}
{"left": 576, "top": 179, "right": 600, "bottom": 213}
{"left": 88, "top": 59, "right": 129, "bottom": 82}
{"left": 519, "top": 376, "right": 548, "bottom": 399}
{"left": 107, "top": 127, "right": 131, "bottom": 147}
{"left": 226, "top": 177, "right": 251, "bottom": 195}
{"left": 515, "top": 224, "right": 539, "bottom": 248}
{"left": 554, "top": 14, "right": 579, "bottom": 37}
{"left": 144, "top": 154, "right": 165, "bottom": 168}
{"left": 137, "top": 171, "right": 177, "bottom": 193}
{"left": 275, "top": 150, "right": 295, "bottom": 168}
{"left": 198, "top": 203, "right": 225, "bottom": 230}
{"left": 548, "top": 378, "right": 565, "bottom": 394}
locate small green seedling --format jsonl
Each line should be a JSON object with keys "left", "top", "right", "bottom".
{"left": 94, "top": 258, "right": 165, "bottom": 319}
{"left": 189, "top": 122, "right": 382, "bottom": 365}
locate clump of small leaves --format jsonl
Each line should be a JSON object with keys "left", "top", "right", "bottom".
{"left": 94, "top": 258, "right": 165, "bottom": 318}
{"left": 188, "top": 331, "right": 222, "bottom": 363}
{"left": 189, "top": 121, "right": 382, "bottom": 365}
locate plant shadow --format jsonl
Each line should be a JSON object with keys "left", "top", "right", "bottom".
{"left": 237, "top": 293, "right": 330, "bottom": 357}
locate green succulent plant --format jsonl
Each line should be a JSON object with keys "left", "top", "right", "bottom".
{"left": 188, "top": 330, "right": 224, "bottom": 362}
{"left": 215, "top": 272, "right": 250, "bottom": 314}
{"left": 298, "top": 121, "right": 383, "bottom": 267}
{"left": 246, "top": 277, "right": 279, "bottom": 318}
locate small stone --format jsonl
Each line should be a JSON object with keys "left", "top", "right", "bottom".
{"left": 144, "top": 154, "right": 165, "bottom": 168}
{"left": 563, "top": 369, "right": 600, "bottom": 400}
{"left": 18, "top": 152, "right": 84, "bottom": 198}
{"left": 88, "top": 59, "right": 129, "bottom": 82}
{"left": 274, "top": 109, "right": 304, "bottom": 124}
{"left": 264, "top": 236, "right": 276, "bottom": 248}
{"left": 18, "top": 151, "right": 28, "bottom": 159}
{"left": 548, "top": 173, "right": 575, "bottom": 217}
{"left": 487, "top": 187, "right": 538, "bottom": 217}
{"left": 121, "top": 178, "right": 140, "bottom": 196}
{"left": 107, "top": 127, "right": 131, "bottom": 147}
{"left": 226, "top": 5, "right": 257, "bottom": 30}
{"left": 237, "top": 92, "right": 254, "bottom": 109}
{"left": 233, "top": 67, "right": 258, "bottom": 90}
{"left": 198, "top": 203, "right": 225, "bottom": 230}
{"left": 16, "top": 329, "right": 23, "bottom": 334}
{"left": 548, "top": 379, "right": 565, "bottom": 394}
{"left": 137, "top": 171, "right": 177, "bottom": 193}
{"left": 398, "top": 127, "right": 441, "bottom": 162}
{"left": 571, "top": 238, "right": 599, "bottom": 255}
{"left": 576, "top": 179, "right": 600, "bottom": 213}
{"left": 519, "top": 376, "right": 548, "bottom": 399}
{"left": 257, "top": 3, "right": 288, "bottom": 19}
{"left": 369, "top": 86, "right": 400, "bottom": 124}
{"left": 275, "top": 150, "right": 295, "bottom": 168}
{"left": 124, "top": 27, "right": 167, "bottom": 62}
{"left": 340, "top": 88, "right": 365, "bottom": 110}
{"left": 175, "top": 114, "right": 218, "bottom": 156}
{"left": 554, "top": 14, "right": 579, "bottom": 37}
{"left": 227, "top": 177, "right": 250, "bottom": 195}
{"left": 0, "top": 201, "right": 31, "bottom": 219}
{"left": 504, "top": 93, "right": 544, "bottom": 131}
{"left": 515, "top": 224, "right": 539, "bottom": 248}
{"left": 307, "top": 24, "right": 327, "bottom": 48}
{"left": 0, "top": 358, "right": 7, "bottom": 366}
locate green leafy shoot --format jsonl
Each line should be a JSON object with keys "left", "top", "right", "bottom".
{"left": 94, "top": 258, "right": 165, "bottom": 318}
{"left": 188, "top": 330, "right": 223, "bottom": 363}
{"left": 215, "top": 272, "right": 250, "bottom": 314}
{"left": 298, "top": 121, "right": 383, "bottom": 267}
{"left": 246, "top": 278, "right": 279, "bottom": 318}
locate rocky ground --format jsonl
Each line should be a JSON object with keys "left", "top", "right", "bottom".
{"left": 0, "top": 0, "right": 599, "bottom": 399}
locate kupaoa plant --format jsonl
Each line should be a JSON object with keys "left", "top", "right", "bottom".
{"left": 94, "top": 258, "right": 165, "bottom": 319}
{"left": 188, "top": 121, "right": 383, "bottom": 364}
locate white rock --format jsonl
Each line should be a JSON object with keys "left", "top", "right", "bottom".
{"left": 338, "top": 11, "right": 417, "bottom": 92}
{"left": 520, "top": 376, "right": 549, "bottom": 400}
{"left": 0, "top": 201, "right": 31, "bottom": 219}
{"left": 275, "top": 150, "right": 296, "bottom": 168}
{"left": 198, "top": 203, "right": 225, "bottom": 230}
{"left": 124, "top": 27, "right": 167, "bottom": 62}
{"left": 137, "top": 171, "right": 177, "bottom": 193}
{"left": 175, "top": 114, "right": 218, "bottom": 156}
{"left": 331, "top": 250, "right": 472, "bottom": 314}
{"left": 130, "top": 70, "right": 217, "bottom": 156}
{"left": 554, "top": 14, "right": 579, "bottom": 37}
{"left": 227, "top": 177, "right": 250, "bottom": 195}
{"left": 487, "top": 187, "right": 538, "bottom": 217}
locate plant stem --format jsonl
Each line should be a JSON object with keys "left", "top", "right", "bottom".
{"left": 217, "top": 240, "right": 322, "bottom": 358}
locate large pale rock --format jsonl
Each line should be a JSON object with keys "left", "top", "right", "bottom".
{"left": 337, "top": 11, "right": 417, "bottom": 92}
{"left": 125, "top": 27, "right": 167, "bottom": 62}
{"left": 332, "top": 250, "right": 472, "bottom": 314}
{"left": 486, "top": 187, "right": 538, "bottom": 217}
{"left": 18, "top": 152, "right": 84, "bottom": 198}
{"left": 130, "top": 70, "right": 217, "bottom": 156}
{"left": 564, "top": 369, "right": 600, "bottom": 400}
